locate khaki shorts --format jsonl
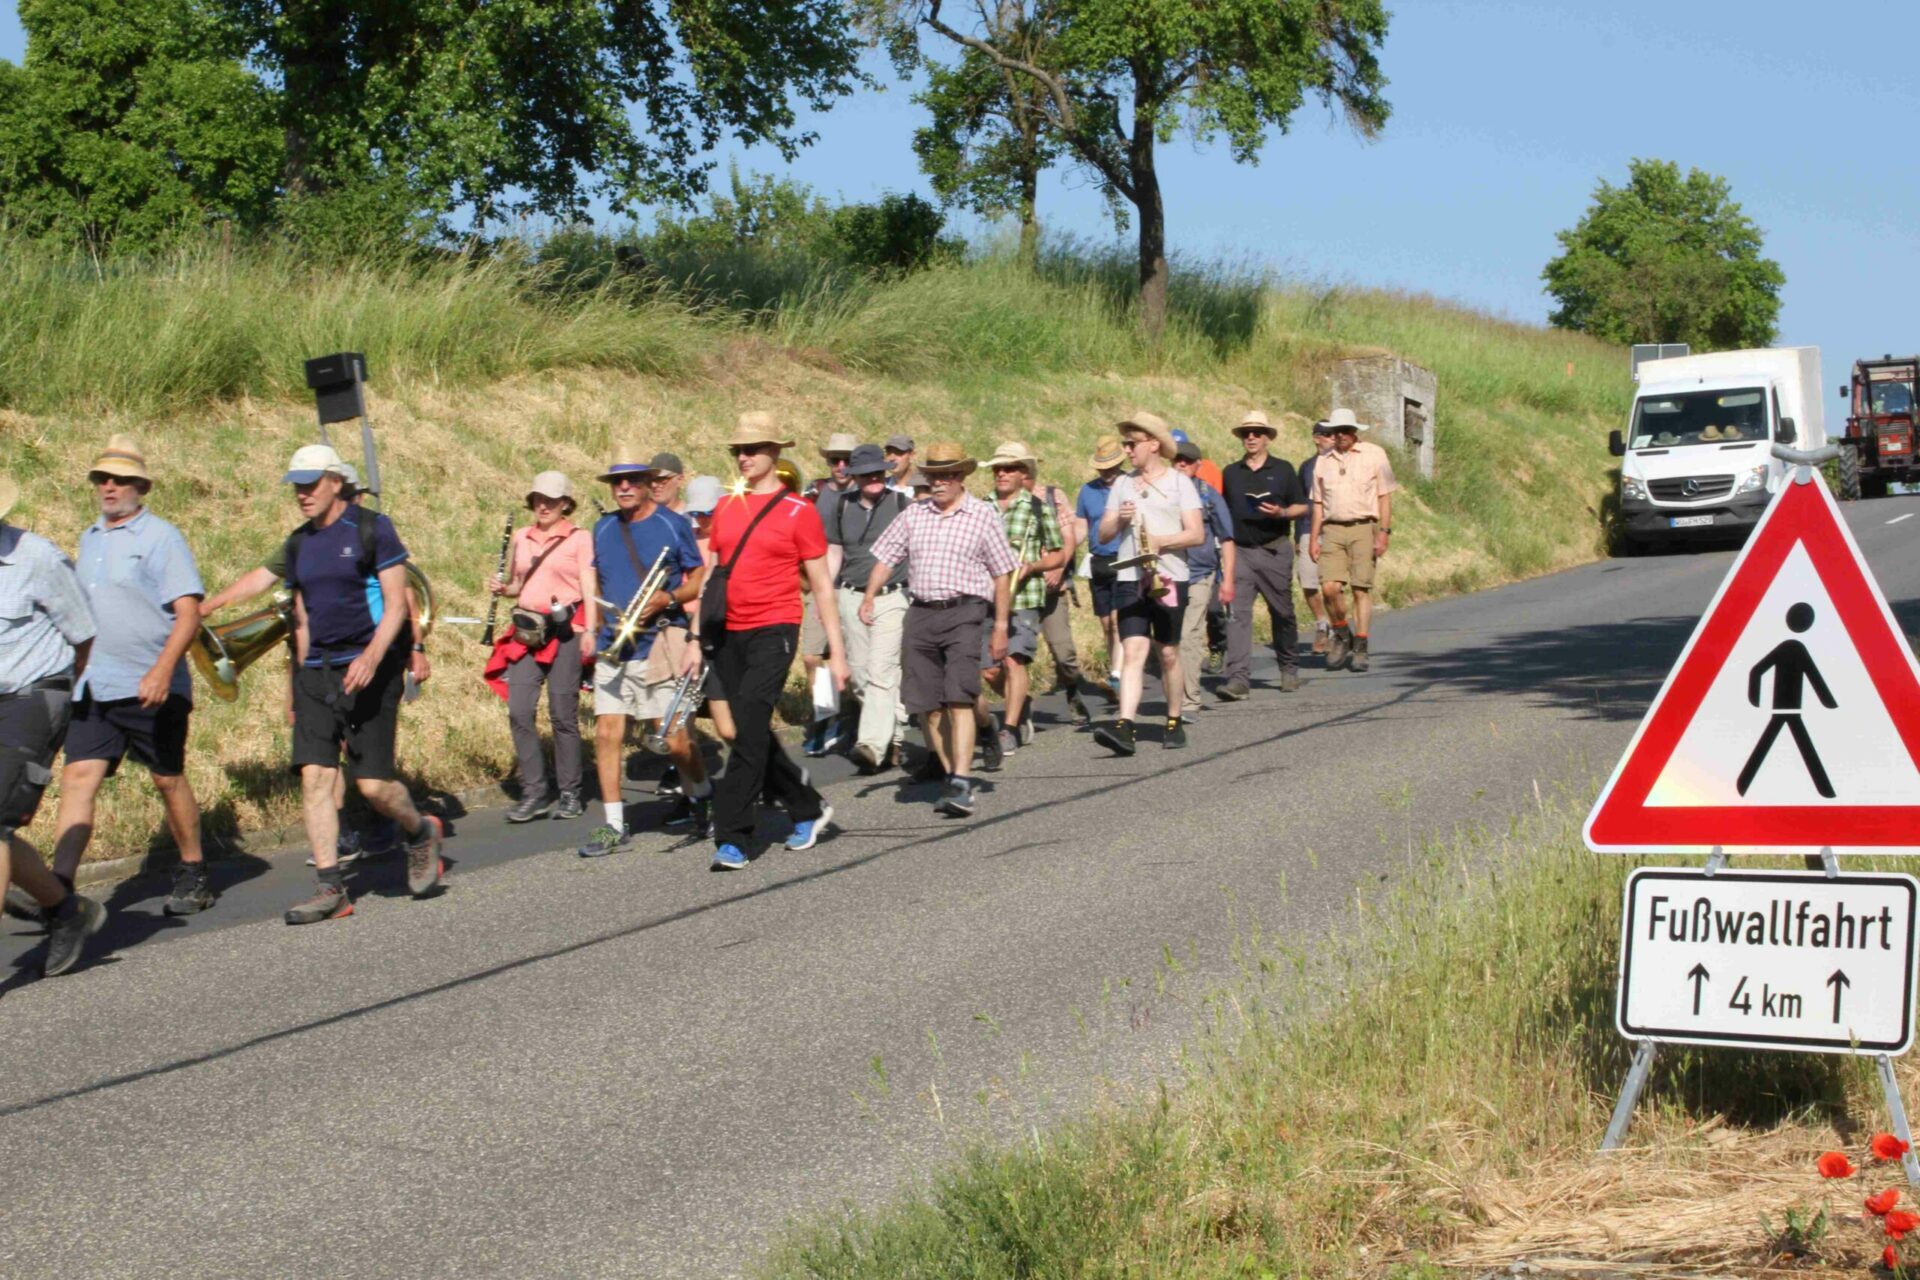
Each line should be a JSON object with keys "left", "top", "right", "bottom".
{"left": 1294, "top": 535, "right": 1320, "bottom": 591}
{"left": 800, "top": 595, "right": 830, "bottom": 657}
{"left": 594, "top": 656, "right": 677, "bottom": 720}
{"left": 1319, "top": 522, "right": 1377, "bottom": 590}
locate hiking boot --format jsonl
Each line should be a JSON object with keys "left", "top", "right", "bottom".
{"left": 852, "top": 742, "right": 885, "bottom": 774}
{"left": 1216, "top": 677, "right": 1250, "bottom": 702}
{"left": 1350, "top": 636, "right": 1370, "bottom": 673}
{"left": 43, "top": 893, "right": 104, "bottom": 975}
{"left": 576, "top": 822, "right": 630, "bottom": 859}
{"left": 505, "top": 792, "right": 552, "bottom": 824}
{"left": 4, "top": 884, "right": 47, "bottom": 928}
{"left": 283, "top": 881, "right": 352, "bottom": 926}
{"left": 1327, "top": 627, "right": 1352, "bottom": 671}
{"left": 405, "top": 815, "right": 445, "bottom": 896}
{"left": 665, "top": 794, "right": 711, "bottom": 830}
{"left": 785, "top": 804, "right": 834, "bottom": 852}
{"left": 163, "top": 863, "right": 215, "bottom": 916}
{"left": 1092, "top": 719, "right": 1137, "bottom": 757}
{"left": 711, "top": 844, "right": 749, "bottom": 871}
{"left": 936, "top": 779, "right": 976, "bottom": 818}
{"left": 1280, "top": 669, "right": 1300, "bottom": 693}
{"left": 979, "top": 718, "right": 1005, "bottom": 772}
{"left": 1164, "top": 718, "right": 1188, "bottom": 750}
{"left": 551, "top": 789, "right": 585, "bottom": 821}
{"left": 1065, "top": 686, "right": 1092, "bottom": 727}
{"left": 1311, "top": 628, "right": 1330, "bottom": 655}
{"left": 1205, "top": 650, "right": 1225, "bottom": 676}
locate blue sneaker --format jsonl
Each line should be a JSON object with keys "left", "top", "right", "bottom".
{"left": 711, "top": 844, "right": 749, "bottom": 871}
{"left": 784, "top": 804, "right": 834, "bottom": 852}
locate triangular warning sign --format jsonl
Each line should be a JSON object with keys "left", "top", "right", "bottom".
{"left": 1585, "top": 472, "right": 1920, "bottom": 853}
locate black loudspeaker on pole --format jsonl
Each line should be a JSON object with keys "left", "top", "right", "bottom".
{"left": 303, "top": 353, "right": 379, "bottom": 504}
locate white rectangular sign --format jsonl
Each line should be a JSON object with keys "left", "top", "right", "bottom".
{"left": 1619, "top": 868, "right": 1920, "bottom": 1054}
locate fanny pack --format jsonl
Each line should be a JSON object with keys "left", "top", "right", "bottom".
{"left": 511, "top": 607, "right": 553, "bottom": 649}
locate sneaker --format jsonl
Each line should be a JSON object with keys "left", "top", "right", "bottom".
{"left": 4, "top": 884, "right": 47, "bottom": 927}
{"left": 979, "top": 720, "right": 1005, "bottom": 772}
{"left": 657, "top": 765, "right": 682, "bottom": 797}
{"left": 552, "top": 789, "right": 585, "bottom": 821}
{"left": 1065, "top": 687, "right": 1092, "bottom": 727}
{"left": 785, "top": 804, "right": 834, "bottom": 851}
{"left": 163, "top": 864, "right": 215, "bottom": 916}
{"left": 936, "top": 779, "right": 976, "bottom": 818}
{"left": 1164, "top": 718, "right": 1188, "bottom": 750}
{"left": 505, "top": 792, "right": 552, "bottom": 823}
{"left": 43, "top": 893, "right": 104, "bottom": 975}
{"left": 1205, "top": 650, "right": 1225, "bottom": 675}
{"left": 284, "top": 881, "right": 352, "bottom": 926}
{"left": 818, "top": 715, "right": 847, "bottom": 755}
{"left": 309, "top": 828, "right": 363, "bottom": 868}
{"left": 998, "top": 727, "right": 1019, "bottom": 757}
{"left": 802, "top": 719, "right": 830, "bottom": 758}
{"left": 1216, "top": 677, "right": 1250, "bottom": 702}
{"left": 911, "top": 751, "right": 948, "bottom": 783}
{"left": 405, "top": 815, "right": 445, "bottom": 896}
{"left": 1350, "top": 636, "right": 1370, "bottom": 673}
{"left": 1280, "top": 669, "right": 1300, "bottom": 693}
{"left": 711, "top": 843, "right": 749, "bottom": 871}
{"left": 665, "top": 794, "right": 711, "bottom": 830}
{"left": 576, "top": 822, "right": 631, "bottom": 858}
{"left": 1327, "top": 627, "right": 1352, "bottom": 670}
{"left": 1016, "top": 717, "right": 1034, "bottom": 747}
{"left": 1312, "top": 628, "right": 1330, "bottom": 655}
{"left": 1092, "top": 720, "right": 1137, "bottom": 757}
{"left": 852, "top": 742, "right": 885, "bottom": 774}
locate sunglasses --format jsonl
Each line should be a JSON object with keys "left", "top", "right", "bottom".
{"left": 730, "top": 444, "right": 773, "bottom": 458}
{"left": 89, "top": 472, "right": 141, "bottom": 486}
{"left": 991, "top": 464, "right": 1026, "bottom": 474}
{"left": 611, "top": 475, "right": 651, "bottom": 489}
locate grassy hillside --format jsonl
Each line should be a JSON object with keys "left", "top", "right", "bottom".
{"left": 0, "top": 235, "right": 1630, "bottom": 864}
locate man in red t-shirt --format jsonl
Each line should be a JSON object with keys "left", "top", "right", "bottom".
{"left": 686, "top": 412, "right": 850, "bottom": 870}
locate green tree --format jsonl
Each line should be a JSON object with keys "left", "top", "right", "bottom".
{"left": 0, "top": 0, "right": 280, "bottom": 248}
{"left": 876, "top": 0, "right": 1390, "bottom": 339}
{"left": 1543, "top": 159, "right": 1785, "bottom": 350}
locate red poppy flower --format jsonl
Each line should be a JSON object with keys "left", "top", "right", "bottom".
{"left": 1820, "top": 1151, "right": 1858, "bottom": 1178}
{"left": 1870, "top": 1189, "right": 1903, "bottom": 1216}
{"left": 1886, "top": 1209, "right": 1920, "bottom": 1239}
{"left": 1887, "top": 1244, "right": 1901, "bottom": 1270}
{"left": 1876, "top": 1133, "right": 1913, "bottom": 1162}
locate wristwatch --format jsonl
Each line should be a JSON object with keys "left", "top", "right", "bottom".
{"left": 411, "top": 643, "right": 426, "bottom": 653}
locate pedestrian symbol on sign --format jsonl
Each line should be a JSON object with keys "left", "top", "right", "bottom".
{"left": 1737, "top": 602, "right": 1837, "bottom": 799}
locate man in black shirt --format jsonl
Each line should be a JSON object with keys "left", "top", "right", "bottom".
{"left": 1217, "top": 410, "right": 1309, "bottom": 700}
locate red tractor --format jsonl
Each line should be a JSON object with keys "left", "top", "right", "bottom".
{"left": 1836, "top": 355, "right": 1919, "bottom": 499}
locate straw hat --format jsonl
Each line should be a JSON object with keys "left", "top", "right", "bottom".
{"left": 1325, "top": 407, "right": 1370, "bottom": 433}
{"left": 1233, "top": 409, "right": 1277, "bottom": 439}
{"left": 599, "top": 444, "right": 654, "bottom": 484}
{"left": 1088, "top": 435, "right": 1127, "bottom": 471}
{"left": 1116, "top": 410, "right": 1177, "bottom": 461}
{"left": 732, "top": 411, "right": 795, "bottom": 449}
{"left": 0, "top": 474, "right": 16, "bottom": 523}
{"left": 984, "top": 440, "right": 1040, "bottom": 474}
{"left": 819, "top": 432, "right": 859, "bottom": 459}
{"left": 917, "top": 442, "right": 977, "bottom": 476}
{"left": 90, "top": 434, "right": 152, "bottom": 483}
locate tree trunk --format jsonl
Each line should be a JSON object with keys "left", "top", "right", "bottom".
{"left": 1017, "top": 162, "right": 1039, "bottom": 269}
{"left": 1130, "top": 100, "right": 1168, "bottom": 345}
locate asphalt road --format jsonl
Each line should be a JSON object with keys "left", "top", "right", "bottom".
{"left": 6, "top": 491, "right": 1920, "bottom": 1279}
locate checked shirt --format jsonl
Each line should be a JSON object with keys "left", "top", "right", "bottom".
{"left": 997, "top": 492, "right": 1063, "bottom": 612}
{"left": 871, "top": 493, "right": 1018, "bottom": 604}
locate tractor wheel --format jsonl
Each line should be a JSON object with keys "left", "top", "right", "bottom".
{"left": 1838, "top": 444, "right": 1864, "bottom": 501}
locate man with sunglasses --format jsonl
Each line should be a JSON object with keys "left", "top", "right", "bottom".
{"left": 49, "top": 435, "right": 213, "bottom": 918}
{"left": 578, "top": 447, "right": 708, "bottom": 858}
{"left": 683, "top": 414, "right": 847, "bottom": 870}
{"left": 647, "top": 452, "right": 687, "bottom": 515}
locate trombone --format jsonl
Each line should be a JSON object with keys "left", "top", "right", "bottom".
{"left": 594, "top": 546, "right": 673, "bottom": 653}
{"left": 642, "top": 669, "right": 707, "bottom": 754}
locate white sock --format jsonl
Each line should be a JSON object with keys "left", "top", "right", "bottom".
{"left": 1316, "top": 619, "right": 1330, "bottom": 633}
{"left": 604, "top": 801, "right": 625, "bottom": 830}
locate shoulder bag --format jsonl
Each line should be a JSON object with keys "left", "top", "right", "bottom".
{"left": 697, "top": 493, "right": 786, "bottom": 652}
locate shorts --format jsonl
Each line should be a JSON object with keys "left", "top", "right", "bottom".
{"left": 903, "top": 597, "right": 987, "bottom": 714}
{"left": 981, "top": 607, "right": 1041, "bottom": 667}
{"left": 0, "top": 682, "right": 73, "bottom": 842}
{"left": 593, "top": 656, "right": 678, "bottom": 720}
{"left": 800, "top": 596, "right": 830, "bottom": 658}
{"left": 1294, "top": 535, "right": 1320, "bottom": 591}
{"left": 1319, "top": 521, "right": 1378, "bottom": 589}
{"left": 1115, "top": 577, "right": 1190, "bottom": 645}
{"left": 64, "top": 693, "right": 191, "bottom": 777}
{"left": 291, "top": 648, "right": 407, "bottom": 780}
{"left": 1089, "top": 576, "right": 1117, "bottom": 618}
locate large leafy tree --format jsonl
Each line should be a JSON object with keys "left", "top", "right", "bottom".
{"left": 1543, "top": 159, "right": 1785, "bottom": 350}
{"left": 877, "top": 0, "right": 1390, "bottom": 339}
{"left": 0, "top": 0, "right": 281, "bottom": 247}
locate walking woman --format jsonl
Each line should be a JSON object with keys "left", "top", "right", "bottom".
{"left": 485, "top": 471, "right": 598, "bottom": 822}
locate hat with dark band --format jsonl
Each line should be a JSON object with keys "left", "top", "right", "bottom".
{"left": 89, "top": 434, "right": 152, "bottom": 483}
{"left": 732, "top": 411, "right": 796, "bottom": 449}
{"left": 599, "top": 443, "right": 655, "bottom": 484}
{"left": 918, "top": 442, "right": 977, "bottom": 476}
{"left": 1233, "top": 409, "right": 1277, "bottom": 439}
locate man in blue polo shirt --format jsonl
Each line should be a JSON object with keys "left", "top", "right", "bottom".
{"left": 50, "top": 435, "right": 213, "bottom": 917}
{"left": 278, "top": 443, "right": 444, "bottom": 924}
{"left": 1074, "top": 435, "right": 1128, "bottom": 697}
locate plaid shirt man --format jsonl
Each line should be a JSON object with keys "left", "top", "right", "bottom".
{"left": 998, "top": 491, "right": 1063, "bottom": 611}
{"left": 872, "top": 494, "right": 1018, "bottom": 602}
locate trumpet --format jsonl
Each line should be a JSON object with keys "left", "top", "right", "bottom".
{"left": 642, "top": 669, "right": 707, "bottom": 754}
{"left": 595, "top": 546, "right": 673, "bottom": 653}
{"left": 1110, "top": 502, "right": 1163, "bottom": 598}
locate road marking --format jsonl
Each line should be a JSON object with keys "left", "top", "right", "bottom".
{"left": 1889, "top": 514, "right": 1914, "bottom": 525}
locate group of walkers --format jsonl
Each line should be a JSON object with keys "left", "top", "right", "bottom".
{"left": 0, "top": 404, "right": 1396, "bottom": 976}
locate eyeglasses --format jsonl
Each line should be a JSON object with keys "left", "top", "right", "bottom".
{"left": 730, "top": 444, "right": 772, "bottom": 458}
{"left": 1126, "top": 437, "right": 1157, "bottom": 449}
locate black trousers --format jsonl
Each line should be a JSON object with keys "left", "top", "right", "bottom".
{"left": 710, "top": 624, "right": 824, "bottom": 848}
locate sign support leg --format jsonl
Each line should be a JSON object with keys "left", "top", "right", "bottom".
{"left": 1601, "top": 1040, "right": 1658, "bottom": 1151}
{"left": 1876, "top": 1054, "right": 1920, "bottom": 1187}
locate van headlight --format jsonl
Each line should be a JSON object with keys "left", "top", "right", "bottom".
{"left": 1733, "top": 465, "right": 1769, "bottom": 496}
{"left": 1622, "top": 476, "right": 1649, "bottom": 502}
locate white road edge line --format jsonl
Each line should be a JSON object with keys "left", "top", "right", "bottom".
{"left": 1888, "top": 513, "right": 1914, "bottom": 525}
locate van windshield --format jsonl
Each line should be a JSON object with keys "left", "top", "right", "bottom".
{"left": 1629, "top": 388, "right": 1768, "bottom": 449}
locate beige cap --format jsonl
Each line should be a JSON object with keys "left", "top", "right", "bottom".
{"left": 732, "top": 411, "right": 796, "bottom": 449}
{"left": 528, "top": 470, "right": 574, "bottom": 503}
{"left": 0, "top": 474, "right": 17, "bottom": 523}
{"left": 282, "top": 443, "right": 350, "bottom": 484}
{"left": 984, "top": 441, "right": 1040, "bottom": 473}
{"left": 1116, "top": 410, "right": 1176, "bottom": 461}
{"left": 90, "top": 433, "right": 152, "bottom": 482}
{"left": 819, "top": 432, "right": 859, "bottom": 459}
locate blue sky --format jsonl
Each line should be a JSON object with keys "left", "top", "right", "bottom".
{"left": 5, "top": 0, "right": 1914, "bottom": 414}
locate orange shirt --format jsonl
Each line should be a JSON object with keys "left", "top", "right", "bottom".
{"left": 513, "top": 519, "right": 592, "bottom": 610}
{"left": 1196, "top": 459, "right": 1224, "bottom": 495}
{"left": 1311, "top": 441, "right": 1399, "bottom": 523}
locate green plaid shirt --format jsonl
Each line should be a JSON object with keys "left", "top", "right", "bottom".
{"left": 999, "top": 492, "right": 1063, "bottom": 611}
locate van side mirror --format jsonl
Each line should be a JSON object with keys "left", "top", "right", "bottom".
{"left": 1608, "top": 429, "right": 1626, "bottom": 457}
{"left": 1777, "top": 416, "right": 1795, "bottom": 443}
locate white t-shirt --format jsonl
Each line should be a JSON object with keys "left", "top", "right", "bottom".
{"left": 1109, "top": 469, "right": 1201, "bottom": 584}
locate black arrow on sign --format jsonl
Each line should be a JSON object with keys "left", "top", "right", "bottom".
{"left": 1689, "top": 963, "right": 1710, "bottom": 1016}
{"left": 1828, "top": 970, "right": 1851, "bottom": 1024}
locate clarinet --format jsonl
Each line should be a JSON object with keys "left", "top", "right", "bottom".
{"left": 479, "top": 514, "right": 515, "bottom": 646}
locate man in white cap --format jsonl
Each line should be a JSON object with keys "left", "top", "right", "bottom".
{"left": 683, "top": 475, "right": 723, "bottom": 557}
{"left": 277, "top": 443, "right": 444, "bottom": 923}
{"left": 51, "top": 435, "right": 214, "bottom": 917}
{"left": 0, "top": 471, "right": 108, "bottom": 976}
{"left": 802, "top": 431, "right": 861, "bottom": 755}
{"left": 1309, "top": 407, "right": 1398, "bottom": 672}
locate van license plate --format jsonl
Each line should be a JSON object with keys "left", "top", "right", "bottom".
{"left": 1669, "top": 515, "right": 1714, "bottom": 529}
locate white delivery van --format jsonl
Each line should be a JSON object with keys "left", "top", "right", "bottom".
{"left": 1610, "top": 346, "right": 1825, "bottom": 551}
